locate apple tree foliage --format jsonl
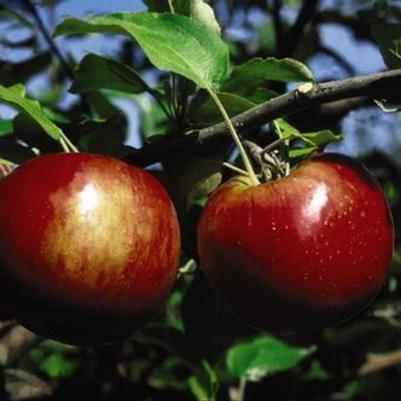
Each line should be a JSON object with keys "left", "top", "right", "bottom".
{"left": 0, "top": 0, "right": 401, "bottom": 400}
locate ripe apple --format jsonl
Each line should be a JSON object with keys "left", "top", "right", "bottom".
{"left": 0, "top": 152, "right": 180, "bottom": 344}
{"left": 197, "top": 153, "right": 394, "bottom": 332}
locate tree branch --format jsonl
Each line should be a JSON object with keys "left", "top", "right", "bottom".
{"left": 284, "top": 0, "right": 319, "bottom": 56}
{"left": 23, "top": 0, "right": 74, "bottom": 79}
{"left": 23, "top": 0, "right": 92, "bottom": 116}
{"left": 125, "top": 68, "right": 401, "bottom": 167}
{"left": 358, "top": 349, "right": 401, "bottom": 376}
{"left": 288, "top": 97, "right": 368, "bottom": 131}
{"left": 272, "top": 0, "right": 284, "bottom": 56}
{"left": 0, "top": 324, "right": 41, "bottom": 367}
{"left": 317, "top": 43, "right": 356, "bottom": 76}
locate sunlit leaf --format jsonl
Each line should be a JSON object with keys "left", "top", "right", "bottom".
{"left": 71, "top": 54, "right": 151, "bottom": 94}
{"left": 55, "top": 12, "right": 229, "bottom": 89}
{"left": 40, "top": 353, "right": 77, "bottom": 379}
{"left": 190, "top": 92, "right": 258, "bottom": 125}
{"left": 226, "top": 334, "right": 311, "bottom": 381}
{"left": 188, "top": 360, "right": 219, "bottom": 401}
{"left": 0, "top": 84, "right": 62, "bottom": 140}
{"left": 190, "top": 0, "right": 221, "bottom": 35}
{"left": 289, "top": 146, "right": 316, "bottom": 158}
{"left": 223, "top": 57, "right": 314, "bottom": 94}
{"left": 0, "top": 118, "right": 13, "bottom": 137}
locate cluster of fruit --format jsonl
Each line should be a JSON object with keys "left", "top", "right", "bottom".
{"left": 0, "top": 152, "right": 393, "bottom": 344}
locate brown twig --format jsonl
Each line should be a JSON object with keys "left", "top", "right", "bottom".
{"left": 358, "top": 349, "right": 401, "bottom": 376}
{"left": 317, "top": 43, "right": 356, "bottom": 76}
{"left": 0, "top": 324, "right": 41, "bottom": 367}
{"left": 272, "top": 0, "right": 284, "bottom": 56}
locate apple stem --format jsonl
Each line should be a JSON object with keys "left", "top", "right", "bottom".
{"left": 59, "top": 137, "right": 70, "bottom": 153}
{"left": 272, "top": 120, "right": 290, "bottom": 176}
{"left": 222, "top": 162, "right": 249, "bottom": 176}
{"left": 59, "top": 132, "right": 79, "bottom": 153}
{"left": 0, "top": 158, "right": 16, "bottom": 167}
{"left": 284, "top": 139, "right": 291, "bottom": 176}
{"left": 207, "top": 88, "right": 260, "bottom": 185}
{"left": 260, "top": 137, "right": 285, "bottom": 157}
{"left": 237, "top": 377, "right": 248, "bottom": 401}
{"left": 168, "top": 0, "right": 176, "bottom": 13}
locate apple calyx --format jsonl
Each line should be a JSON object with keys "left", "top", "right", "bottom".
{"left": 243, "top": 140, "right": 290, "bottom": 183}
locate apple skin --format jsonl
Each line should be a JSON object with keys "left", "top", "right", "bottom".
{"left": 197, "top": 153, "right": 394, "bottom": 332}
{"left": 0, "top": 152, "right": 180, "bottom": 344}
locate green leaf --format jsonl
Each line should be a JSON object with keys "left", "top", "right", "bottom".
{"left": 247, "top": 88, "right": 278, "bottom": 104}
{"left": 8, "top": 83, "right": 25, "bottom": 97}
{"left": 223, "top": 57, "right": 314, "bottom": 93}
{"left": 55, "top": 12, "right": 230, "bottom": 89}
{"left": 0, "top": 84, "right": 62, "bottom": 140}
{"left": 188, "top": 360, "right": 219, "bottom": 401}
{"left": 226, "top": 334, "right": 311, "bottom": 381}
{"left": 185, "top": 159, "right": 222, "bottom": 206}
{"left": 164, "top": 157, "right": 222, "bottom": 208}
{"left": 372, "top": 24, "right": 401, "bottom": 69}
{"left": 70, "top": 54, "right": 151, "bottom": 94}
{"left": 257, "top": 21, "right": 277, "bottom": 54}
{"left": 40, "top": 353, "right": 76, "bottom": 379}
{"left": 44, "top": 109, "right": 71, "bottom": 125}
{"left": 275, "top": 118, "right": 300, "bottom": 140}
{"left": 78, "top": 114, "right": 134, "bottom": 158}
{"left": 0, "top": 6, "right": 34, "bottom": 28}
{"left": 13, "top": 112, "right": 61, "bottom": 153}
{"left": 85, "top": 91, "right": 126, "bottom": 119}
{"left": 136, "top": 95, "right": 169, "bottom": 142}
{"left": 190, "top": 0, "right": 221, "bottom": 36}
{"left": 275, "top": 119, "right": 342, "bottom": 150}
{"left": 188, "top": 375, "right": 209, "bottom": 401}
{"left": 148, "top": 356, "right": 187, "bottom": 391}
{"left": 0, "top": 119, "right": 13, "bottom": 137}
{"left": 190, "top": 92, "right": 258, "bottom": 125}
{"left": 289, "top": 146, "right": 316, "bottom": 159}
{"left": 303, "top": 360, "right": 330, "bottom": 382}
{"left": 190, "top": 90, "right": 275, "bottom": 125}
{"left": 301, "top": 130, "right": 342, "bottom": 147}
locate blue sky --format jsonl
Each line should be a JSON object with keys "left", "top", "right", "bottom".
{"left": 56, "top": 0, "right": 145, "bottom": 16}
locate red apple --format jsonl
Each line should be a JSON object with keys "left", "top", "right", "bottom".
{"left": 0, "top": 152, "right": 180, "bottom": 344}
{"left": 197, "top": 153, "right": 394, "bottom": 332}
